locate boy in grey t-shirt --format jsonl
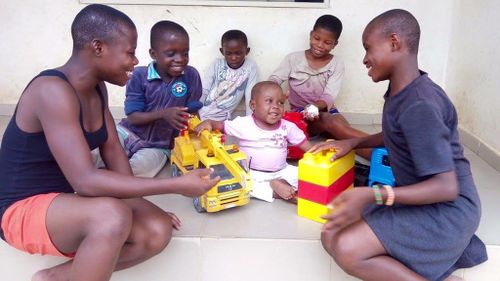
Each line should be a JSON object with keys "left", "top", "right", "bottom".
{"left": 199, "top": 30, "right": 258, "bottom": 121}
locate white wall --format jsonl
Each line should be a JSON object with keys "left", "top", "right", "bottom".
{"left": 1, "top": 0, "right": 498, "bottom": 152}
{"left": 446, "top": 0, "right": 500, "bottom": 153}
{"left": 0, "top": 0, "right": 452, "bottom": 108}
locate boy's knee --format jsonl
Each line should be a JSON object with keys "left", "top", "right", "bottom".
{"left": 130, "top": 149, "right": 168, "bottom": 178}
{"left": 89, "top": 198, "right": 133, "bottom": 239}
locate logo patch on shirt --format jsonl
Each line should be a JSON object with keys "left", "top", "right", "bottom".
{"left": 171, "top": 81, "right": 188, "bottom": 97}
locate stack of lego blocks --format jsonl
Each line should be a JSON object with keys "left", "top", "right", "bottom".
{"left": 297, "top": 150, "right": 355, "bottom": 223}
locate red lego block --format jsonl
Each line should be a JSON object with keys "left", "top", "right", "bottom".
{"left": 298, "top": 167, "right": 354, "bottom": 205}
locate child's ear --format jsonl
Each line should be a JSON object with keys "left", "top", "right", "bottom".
{"left": 389, "top": 33, "right": 402, "bottom": 51}
{"left": 219, "top": 48, "right": 224, "bottom": 55}
{"left": 249, "top": 99, "right": 256, "bottom": 112}
{"left": 149, "top": 48, "right": 157, "bottom": 61}
{"left": 91, "top": 39, "right": 104, "bottom": 57}
{"left": 246, "top": 47, "right": 251, "bottom": 55}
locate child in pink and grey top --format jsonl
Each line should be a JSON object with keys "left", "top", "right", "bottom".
{"left": 196, "top": 81, "right": 312, "bottom": 202}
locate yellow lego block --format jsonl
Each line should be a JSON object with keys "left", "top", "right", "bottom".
{"left": 298, "top": 150, "right": 355, "bottom": 187}
{"left": 297, "top": 185, "right": 353, "bottom": 223}
{"left": 297, "top": 198, "right": 329, "bottom": 223}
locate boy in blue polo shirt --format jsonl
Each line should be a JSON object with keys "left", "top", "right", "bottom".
{"left": 117, "top": 20, "right": 202, "bottom": 177}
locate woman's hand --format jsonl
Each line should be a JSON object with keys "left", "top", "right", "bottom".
{"left": 174, "top": 168, "right": 220, "bottom": 197}
{"left": 308, "top": 139, "right": 356, "bottom": 161}
{"left": 321, "top": 187, "right": 374, "bottom": 233}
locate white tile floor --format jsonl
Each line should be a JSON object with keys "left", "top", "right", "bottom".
{"left": 0, "top": 115, "right": 499, "bottom": 280}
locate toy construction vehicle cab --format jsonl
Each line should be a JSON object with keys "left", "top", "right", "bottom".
{"left": 170, "top": 105, "right": 252, "bottom": 213}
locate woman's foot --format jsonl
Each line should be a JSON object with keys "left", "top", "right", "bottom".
{"left": 270, "top": 179, "right": 297, "bottom": 203}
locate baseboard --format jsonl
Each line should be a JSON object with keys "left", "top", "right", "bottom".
{"left": 459, "top": 127, "right": 500, "bottom": 173}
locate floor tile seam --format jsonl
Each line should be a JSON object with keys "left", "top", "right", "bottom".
{"left": 173, "top": 236, "right": 320, "bottom": 242}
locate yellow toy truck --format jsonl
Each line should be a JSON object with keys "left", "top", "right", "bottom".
{"left": 170, "top": 115, "right": 253, "bottom": 213}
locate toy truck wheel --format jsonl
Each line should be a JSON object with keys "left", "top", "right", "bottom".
{"left": 171, "top": 164, "right": 182, "bottom": 177}
{"left": 193, "top": 197, "right": 206, "bottom": 213}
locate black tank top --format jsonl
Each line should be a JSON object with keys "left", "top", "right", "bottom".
{"left": 0, "top": 70, "right": 108, "bottom": 239}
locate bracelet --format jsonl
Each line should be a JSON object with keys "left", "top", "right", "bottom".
{"left": 372, "top": 184, "right": 383, "bottom": 205}
{"left": 383, "top": 185, "right": 395, "bottom": 206}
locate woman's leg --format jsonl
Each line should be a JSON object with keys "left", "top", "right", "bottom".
{"left": 321, "top": 220, "right": 426, "bottom": 281}
{"left": 33, "top": 195, "right": 173, "bottom": 281}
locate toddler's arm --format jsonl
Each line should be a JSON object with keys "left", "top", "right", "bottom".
{"left": 194, "top": 119, "right": 224, "bottom": 135}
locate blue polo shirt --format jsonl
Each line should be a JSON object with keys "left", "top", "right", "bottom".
{"left": 119, "top": 62, "right": 202, "bottom": 153}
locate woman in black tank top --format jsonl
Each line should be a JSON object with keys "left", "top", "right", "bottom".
{"left": 0, "top": 5, "right": 218, "bottom": 281}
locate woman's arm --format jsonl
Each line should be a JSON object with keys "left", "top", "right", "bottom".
{"left": 309, "top": 132, "right": 384, "bottom": 161}
{"left": 100, "top": 106, "right": 133, "bottom": 175}
{"left": 37, "top": 81, "right": 218, "bottom": 198}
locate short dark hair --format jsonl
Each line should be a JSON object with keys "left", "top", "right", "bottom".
{"left": 368, "top": 9, "right": 420, "bottom": 54}
{"left": 150, "top": 20, "right": 189, "bottom": 49}
{"left": 313, "top": 15, "right": 343, "bottom": 40}
{"left": 251, "top": 81, "right": 281, "bottom": 99}
{"left": 71, "top": 4, "right": 136, "bottom": 51}
{"left": 221, "top": 30, "right": 248, "bottom": 47}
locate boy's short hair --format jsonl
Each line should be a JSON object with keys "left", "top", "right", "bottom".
{"left": 150, "top": 21, "right": 189, "bottom": 49}
{"left": 313, "top": 15, "right": 343, "bottom": 39}
{"left": 368, "top": 9, "right": 420, "bottom": 54}
{"left": 221, "top": 30, "right": 248, "bottom": 47}
{"left": 71, "top": 4, "right": 135, "bottom": 51}
{"left": 251, "top": 81, "right": 281, "bottom": 99}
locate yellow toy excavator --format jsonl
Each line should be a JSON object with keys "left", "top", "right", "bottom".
{"left": 170, "top": 114, "right": 253, "bottom": 213}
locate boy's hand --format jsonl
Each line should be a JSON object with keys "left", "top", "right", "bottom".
{"left": 308, "top": 139, "right": 355, "bottom": 162}
{"left": 194, "top": 120, "right": 213, "bottom": 136}
{"left": 176, "top": 168, "right": 220, "bottom": 197}
{"left": 161, "top": 107, "right": 190, "bottom": 130}
{"left": 321, "top": 188, "right": 373, "bottom": 233}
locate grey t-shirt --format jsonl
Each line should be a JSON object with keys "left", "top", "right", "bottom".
{"left": 199, "top": 58, "right": 258, "bottom": 121}
{"left": 383, "top": 72, "right": 472, "bottom": 192}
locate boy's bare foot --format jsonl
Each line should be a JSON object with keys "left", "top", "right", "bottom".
{"left": 270, "top": 179, "right": 297, "bottom": 203}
